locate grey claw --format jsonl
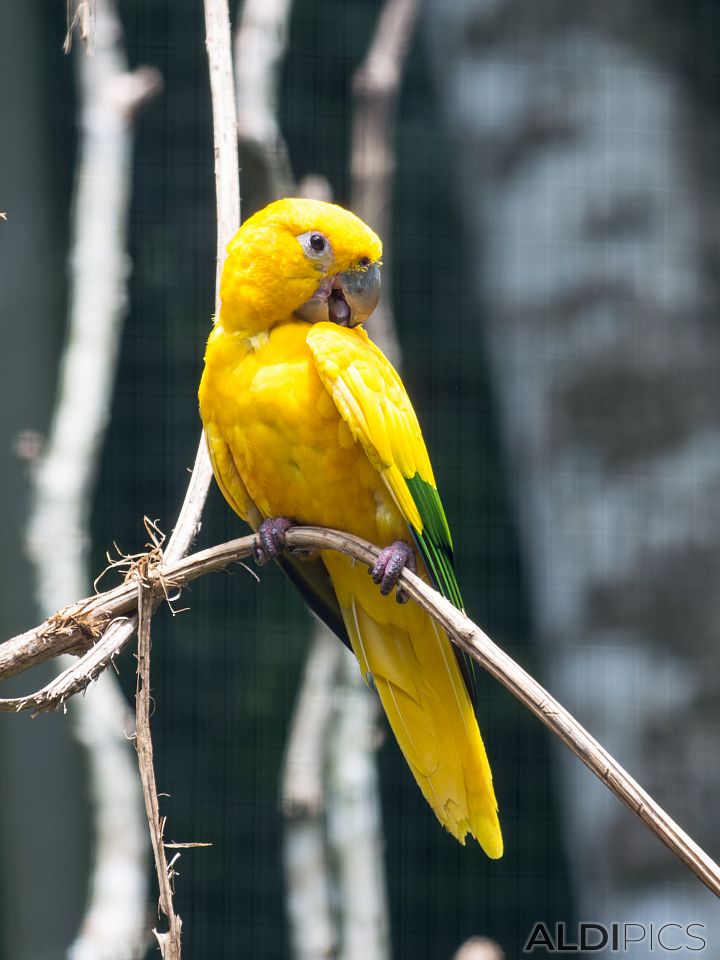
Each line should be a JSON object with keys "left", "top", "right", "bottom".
{"left": 254, "top": 517, "right": 294, "bottom": 565}
{"left": 369, "top": 541, "right": 416, "bottom": 601}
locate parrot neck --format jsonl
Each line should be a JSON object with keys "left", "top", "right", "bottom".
{"left": 217, "top": 270, "right": 309, "bottom": 338}
{"left": 218, "top": 249, "right": 322, "bottom": 337}
{"left": 216, "top": 292, "right": 286, "bottom": 340}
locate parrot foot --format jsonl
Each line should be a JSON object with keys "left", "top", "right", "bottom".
{"left": 370, "top": 541, "right": 416, "bottom": 603}
{"left": 254, "top": 517, "right": 294, "bottom": 565}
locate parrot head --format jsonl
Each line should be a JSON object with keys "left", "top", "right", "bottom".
{"left": 219, "top": 198, "right": 383, "bottom": 337}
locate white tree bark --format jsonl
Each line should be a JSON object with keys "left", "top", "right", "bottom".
{"left": 428, "top": 0, "right": 720, "bottom": 947}
{"left": 25, "top": 3, "right": 160, "bottom": 957}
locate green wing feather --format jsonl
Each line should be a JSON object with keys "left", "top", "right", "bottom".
{"left": 405, "top": 472, "right": 463, "bottom": 610}
{"left": 405, "top": 473, "right": 477, "bottom": 701}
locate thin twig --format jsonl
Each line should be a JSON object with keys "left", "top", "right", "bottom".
{"left": 1, "top": 525, "right": 719, "bottom": 900}
{"left": 136, "top": 568, "right": 182, "bottom": 959}
{"left": 203, "top": 0, "right": 241, "bottom": 312}
{"left": 0, "top": 534, "right": 257, "bottom": 685}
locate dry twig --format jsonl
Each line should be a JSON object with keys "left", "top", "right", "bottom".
{"left": 136, "top": 570, "right": 182, "bottom": 959}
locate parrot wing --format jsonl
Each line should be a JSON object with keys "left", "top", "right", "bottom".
{"left": 306, "top": 322, "right": 464, "bottom": 612}
{"left": 307, "top": 323, "right": 502, "bottom": 855}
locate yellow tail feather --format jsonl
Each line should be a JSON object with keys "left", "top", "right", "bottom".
{"left": 322, "top": 552, "right": 503, "bottom": 858}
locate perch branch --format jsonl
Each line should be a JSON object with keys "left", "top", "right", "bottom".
{"left": 1, "top": 525, "right": 719, "bottom": 899}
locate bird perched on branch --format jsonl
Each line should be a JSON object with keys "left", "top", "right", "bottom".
{"left": 198, "top": 197, "right": 502, "bottom": 857}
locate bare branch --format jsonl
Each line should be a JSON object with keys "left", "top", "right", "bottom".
{"left": 2, "top": 525, "right": 719, "bottom": 899}
{"left": 136, "top": 571, "right": 183, "bottom": 959}
{"left": 203, "top": 0, "right": 241, "bottom": 311}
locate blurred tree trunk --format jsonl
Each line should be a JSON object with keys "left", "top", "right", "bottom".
{"left": 0, "top": 2, "right": 88, "bottom": 958}
{"left": 428, "top": 0, "right": 720, "bottom": 942}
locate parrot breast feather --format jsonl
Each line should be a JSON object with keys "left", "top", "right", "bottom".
{"left": 306, "top": 322, "right": 463, "bottom": 612}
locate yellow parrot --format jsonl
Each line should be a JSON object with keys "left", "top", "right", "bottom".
{"left": 198, "top": 198, "right": 502, "bottom": 857}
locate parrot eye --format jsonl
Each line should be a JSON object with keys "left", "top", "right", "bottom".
{"left": 297, "top": 230, "right": 333, "bottom": 264}
{"left": 358, "top": 256, "right": 371, "bottom": 268}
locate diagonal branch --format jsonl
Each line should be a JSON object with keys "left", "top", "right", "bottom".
{"left": 1, "top": 524, "right": 719, "bottom": 900}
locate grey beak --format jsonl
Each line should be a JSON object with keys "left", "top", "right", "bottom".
{"left": 295, "top": 263, "right": 381, "bottom": 328}
{"left": 334, "top": 263, "right": 381, "bottom": 327}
